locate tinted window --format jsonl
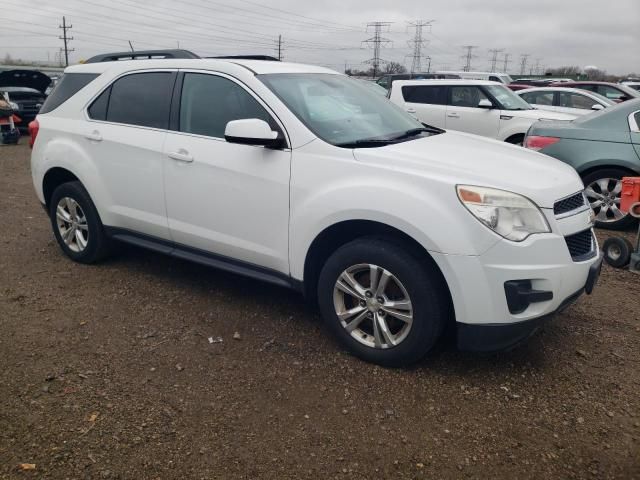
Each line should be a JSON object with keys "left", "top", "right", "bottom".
{"left": 557, "top": 92, "right": 594, "bottom": 109}
{"left": 179, "top": 73, "right": 273, "bottom": 138}
{"left": 597, "top": 85, "right": 625, "bottom": 100}
{"left": 402, "top": 85, "right": 447, "bottom": 105}
{"left": 39, "top": 73, "right": 99, "bottom": 114}
{"left": 489, "top": 76, "right": 501, "bottom": 83}
{"left": 106, "top": 72, "right": 174, "bottom": 129}
{"left": 449, "top": 86, "right": 490, "bottom": 107}
{"left": 634, "top": 112, "right": 640, "bottom": 130}
{"left": 88, "top": 87, "right": 110, "bottom": 120}
{"left": 521, "top": 91, "right": 553, "bottom": 106}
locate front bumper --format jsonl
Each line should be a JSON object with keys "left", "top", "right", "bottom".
{"left": 457, "top": 254, "right": 602, "bottom": 352}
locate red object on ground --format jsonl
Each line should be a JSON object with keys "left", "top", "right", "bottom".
{"left": 28, "top": 119, "right": 39, "bottom": 148}
{"left": 0, "top": 114, "right": 21, "bottom": 125}
{"left": 620, "top": 177, "right": 640, "bottom": 213}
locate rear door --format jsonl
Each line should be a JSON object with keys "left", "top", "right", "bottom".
{"left": 399, "top": 84, "right": 447, "bottom": 128}
{"left": 446, "top": 85, "right": 500, "bottom": 137}
{"left": 84, "top": 71, "right": 175, "bottom": 239}
{"left": 519, "top": 90, "right": 555, "bottom": 112}
{"left": 555, "top": 91, "right": 600, "bottom": 115}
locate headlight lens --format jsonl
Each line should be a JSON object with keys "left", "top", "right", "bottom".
{"left": 456, "top": 185, "right": 550, "bottom": 242}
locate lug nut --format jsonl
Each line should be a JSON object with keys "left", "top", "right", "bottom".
{"left": 378, "top": 310, "right": 385, "bottom": 316}
{"left": 377, "top": 297, "right": 384, "bottom": 304}
{"left": 360, "top": 300, "right": 366, "bottom": 307}
{"left": 365, "top": 291, "right": 372, "bottom": 298}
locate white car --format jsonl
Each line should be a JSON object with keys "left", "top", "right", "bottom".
{"left": 516, "top": 87, "right": 615, "bottom": 116}
{"left": 436, "top": 71, "right": 513, "bottom": 84}
{"left": 30, "top": 55, "right": 601, "bottom": 366}
{"left": 389, "top": 80, "right": 576, "bottom": 144}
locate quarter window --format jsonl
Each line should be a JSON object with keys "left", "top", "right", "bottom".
{"left": 557, "top": 92, "right": 595, "bottom": 109}
{"left": 178, "top": 73, "right": 274, "bottom": 138}
{"left": 521, "top": 91, "right": 553, "bottom": 106}
{"left": 89, "top": 72, "right": 174, "bottom": 129}
{"left": 597, "top": 86, "right": 625, "bottom": 101}
{"left": 401, "top": 85, "right": 447, "bottom": 105}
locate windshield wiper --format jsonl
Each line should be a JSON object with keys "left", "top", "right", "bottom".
{"left": 389, "top": 127, "right": 430, "bottom": 141}
{"left": 336, "top": 138, "right": 397, "bottom": 148}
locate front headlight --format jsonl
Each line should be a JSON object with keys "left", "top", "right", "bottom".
{"left": 456, "top": 185, "right": 550, "bottom": 242}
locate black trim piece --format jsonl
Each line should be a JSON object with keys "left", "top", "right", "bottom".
{"left": 103, "top": 227, "right": 298, "bottom": 291}
{"left": 457, "top": 287, "right": 585, "bottom": 352}
{"left": 504, "top": 280, "right": 553, "bottom": 314}
{"left": 169, "top": 72, "right": 184, "bottom": 132}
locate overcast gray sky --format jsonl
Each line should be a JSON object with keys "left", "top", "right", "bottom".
{"left": 2, "top": 0, "right": 639, "bottom": 75}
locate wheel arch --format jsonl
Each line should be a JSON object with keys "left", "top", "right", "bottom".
{"left": 302, "top": 219, "right": 454, "bottom": 317}
{"left": 42, "top": 167, "right": 80, "bottom": 209}
{"left": 576, "top": 162, "right": 639, "bottom": 179}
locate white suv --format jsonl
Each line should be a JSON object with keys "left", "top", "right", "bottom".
{"left": 30, "top": 56, "right": 602, "bottom": 366}
{"left": 389, "top": 79, "right": 576, "bottom": 144}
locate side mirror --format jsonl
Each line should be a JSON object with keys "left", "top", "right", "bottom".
{"left": 478, "top": 99, "right": 493, "bottom": 109}
{"left": 224, "top": 119, "right": 284, "bottom": 148}
{"left": 591, "top": 104, "right": 604, "bottom": 111}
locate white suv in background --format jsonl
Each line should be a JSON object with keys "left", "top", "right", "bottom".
{"left": 389, "top": 80, "right": 576, "bottom": 144}
{"left": 30, "top": 55, "right": 601, "bottom": 366}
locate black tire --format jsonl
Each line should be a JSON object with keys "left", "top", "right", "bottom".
{"left": 317, "top": 237, "right": 448, "bottom": 367}
{"left": 49, "top": 181, "right": 111, "bottom": 264}
{"left": 602, "top": 237, "right": 633, "bottom": 268}
{"left": 582, "top": 168, "right": 637, "bottom": 230}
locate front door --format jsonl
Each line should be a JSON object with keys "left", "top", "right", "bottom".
{"left": 163, "top": 72, "right": 292, "bottom": 274}
{"left": 446, "top": 85, "right": 500, "bottom": 138}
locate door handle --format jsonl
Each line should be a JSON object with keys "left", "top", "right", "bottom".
{"left": 168, "top": 149, "right": 194, "bottom": 163}
{"left": 85, "top": 130, "right": 102, "bottom": 142}
{"left": 447, "top": 112, "right": 460, "bottom": 118}
{"left": 406, "top": 108, "right": 416, "bottom": 114}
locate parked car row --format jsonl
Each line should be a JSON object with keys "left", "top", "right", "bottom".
{"left": 30, "top": 51, "right": 604, "bottom": 366}
{"left": 0, "top": 69, "right": 51, "bottom": 129}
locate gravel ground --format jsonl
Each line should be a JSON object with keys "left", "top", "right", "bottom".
{"left": 1, "top": 143, "right": 639, "bottom": 479}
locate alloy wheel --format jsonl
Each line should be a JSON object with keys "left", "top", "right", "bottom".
{"left": 332, "top": 263, "right": 413, "bottom": 349}
{"left": 584, "top": 178, "right": 626, "bottom": 223}
{"left": 55, "top": 197, "right": 89, "bottom": 253}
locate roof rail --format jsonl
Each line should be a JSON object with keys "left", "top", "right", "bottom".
{"left": 207, "top": 55, "right": 280, "bottom": 61}
{"left": 84, "top": 49, "right": 200, "bottom": 63}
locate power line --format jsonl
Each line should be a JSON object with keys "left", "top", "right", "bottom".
{"left": 406, "top": 20, "right": 432, "bottom": 73}
{"left": 519, "top": 54, "right": 530, "bottom": 75}
{"left": 58, "top": 16, "right": 74, "bottom": 66}
{"left": 461, "top": 45, "right": 477, "bottom": 72}
{"left": 362, "top": 22, "right": 392, "bottom": 78}
{"left": 488, "top": 48, "right": 503, "bottom": 72}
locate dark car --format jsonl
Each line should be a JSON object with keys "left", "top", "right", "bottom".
{"left": 0, "top": 70, "right": 51, "bottom": 129}
{"left": 376, "top": 73, "right": 460, "bottom": 90}
{"left": 524, "top": 99, "right": 640, "bottom": 229}
{"left": 550, "top": 81, "right": 640, "bottom": 103}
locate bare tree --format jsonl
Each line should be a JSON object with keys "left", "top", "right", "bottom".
{"left": 383, "top": 62, "right": 407, "bottom": 74}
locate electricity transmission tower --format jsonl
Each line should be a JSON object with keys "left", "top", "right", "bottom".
{"left": 362, "top": 22, "right": 393, "bottom": 78}
{"left": 58, "top": 16, "right": 74, "bottom": 67}
{"left": 519, "top": 54, "right": 530, "bottom": 75}
{"left": 502, "top": 53, "right": 511, "bottom": 73}
{"left": 532, "top": 57, "right": 542, "bottom": 75}
{"left": 461, "top": 45, "right": 478, "bottom": 72}
{"left": 406, "top": 20, "right": 433, "bottom": 73}
{"left": 488, "top": 48, "right": 503, "bottom": 72}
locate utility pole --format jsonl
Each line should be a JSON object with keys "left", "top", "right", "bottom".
{"left": 488, "top": 48, "right": 503, "bottom": 72}
{"left": 502, "top": 53, "right": 511, "bottom": 73}
{"left": 406, "top": 20, "right": 432, "bottom": 73}
{"left": 519, "top": 54, "right": 530, "bottom": 75}
{"left": 58, "top": 16, "right": 74, "bottom": 67}
{"left": 362, "top": 22, "right": 392, "bottom": 78}
{"left": 461, "top": 45, "right": 477, "bottom": 72}
{"left": 425, "top": 55, "right": 432, "bottom": 73}
{"left": 276, "top": 35, "right": 283, "bottom": 61}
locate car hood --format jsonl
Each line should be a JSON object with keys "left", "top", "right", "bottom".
{"left": 505, "top": 108, "right": 576, "bottom": 121}
{"left": 0, "top": 70, "right": 51, "bottom": 94}
{"left": 352, "top": 131, "right": 583, "bottom": 209}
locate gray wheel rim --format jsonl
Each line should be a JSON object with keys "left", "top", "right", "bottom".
{"left": 607, "top": 244, "right": 622, "bottom": 261}
{"left": 55, "top": 197, "right": 89, "bottom": 253}
{"left": 584, "top": 178, "right": 626, "bottom": 223}
{"left": 333, "top": 263, "right": 413, "bottom": 349}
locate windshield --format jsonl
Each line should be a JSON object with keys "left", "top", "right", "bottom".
{"left": 259, "top": 73, "right": 428, "bottom": 147}
{"left": 484, "top": 84, "right": 533, "bottom": 110}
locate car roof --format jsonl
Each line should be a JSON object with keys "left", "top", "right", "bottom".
{"left": 65, "top": 59, "right": 339, "bottom": 76}
{"left": 517, "top": 87, "right": 597, "bottom": 95}
{"left": 393, "top": 79, "right": 501, "bottom": 87}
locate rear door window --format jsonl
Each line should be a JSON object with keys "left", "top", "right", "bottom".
{"left": 39, "top": 73, "right": 99, "bottom": 114}
{"left": 521, "top": 91, "right": 553, "bottom": 105}
{"left": 449, "top": 86, "right": 490, "bottom": 108}
{"left": 557, "top": 92, "right": 594, "bottom": 109}
{"left": 401, "top": 85, "right": 447, "bottom": 105}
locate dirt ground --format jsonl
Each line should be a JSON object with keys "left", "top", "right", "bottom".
{"left": 1, "top": 143, "right": 639, "bottom": 480}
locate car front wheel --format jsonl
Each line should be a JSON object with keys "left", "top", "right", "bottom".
{"left": 317, "top": 237, "right": 448, "bottom": 367}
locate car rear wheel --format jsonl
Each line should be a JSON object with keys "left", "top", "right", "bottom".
{"left": 582, "top": 168, "right": 636, "bottom": 230}
{"left": 317, "top": 237, "right": 448, "bottom": 367}
{"left": 50, "top": 181, "right": 111, "bottom": 263}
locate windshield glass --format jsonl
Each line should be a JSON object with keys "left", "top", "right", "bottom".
{"left": 484, "top": 84, "right": 533, "bottom": 110}
{"left": 259, "top": 73, "right": 426, "bottom": 147}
